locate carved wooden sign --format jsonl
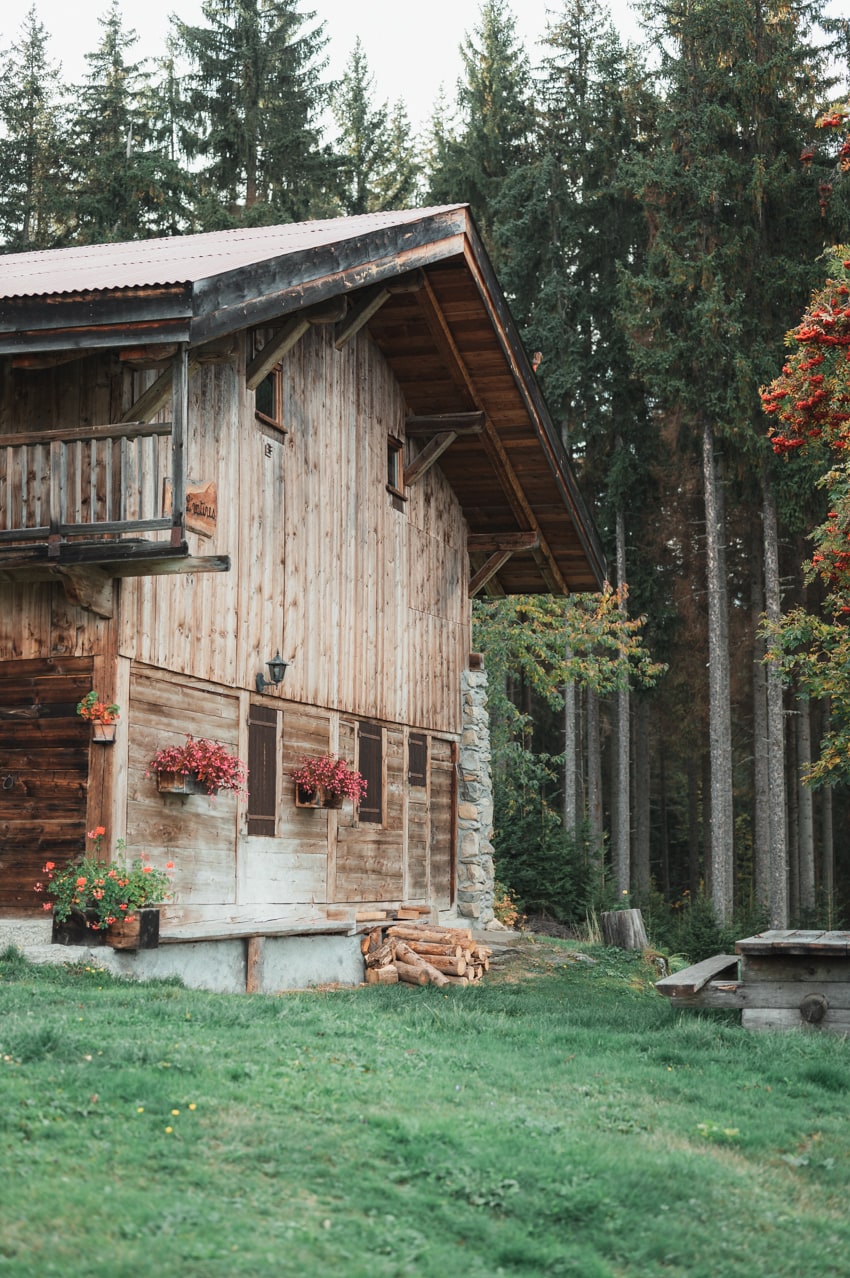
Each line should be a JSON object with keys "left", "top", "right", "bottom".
{"left": 163, "top": 480, "right": 218, "bottom": 539}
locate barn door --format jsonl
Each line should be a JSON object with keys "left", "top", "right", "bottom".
{"left": 0, "top": 658, "right": 92, "bottom": 910}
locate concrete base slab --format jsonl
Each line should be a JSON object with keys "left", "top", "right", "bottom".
{"left": 2, "top": 927, "right": 366, "bottom": 995}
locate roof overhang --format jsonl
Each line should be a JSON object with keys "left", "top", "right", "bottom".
{"left": 0, "top": 207, "right": 606, "bottom": 593}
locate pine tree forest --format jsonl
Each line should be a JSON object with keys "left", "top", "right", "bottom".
{"left": 3, "top": 0, "right": 850, "bottom": 950}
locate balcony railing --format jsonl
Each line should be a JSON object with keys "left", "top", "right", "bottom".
{"left": 0, "top": 347, "right": 188, "bottom": 566}
{"left": 0, "top": 420, "right": 179, "bottom": 551}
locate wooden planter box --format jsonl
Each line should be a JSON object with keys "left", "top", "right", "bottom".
{"left": 295, "top": 784, "right": 343, "bottom": 809}
{"left": 104, "top": 908, "right": 161, "bottom": 951}
{"left": 52, "top": 909, "right": 106, "bottom": 947}
{"left": 156, "top": 770, "right": 208, "bottom": 795}
{"left": 91, "top": 721, "right": 118, "bottom": 743}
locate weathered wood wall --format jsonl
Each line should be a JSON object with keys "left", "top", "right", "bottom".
{"left": 117, "top": 326, "right": 469, "bottom": 733}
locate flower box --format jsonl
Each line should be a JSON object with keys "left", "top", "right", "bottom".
{"left": 91, "top": 720, "right": 118, "bottom": 744}
{"left": 104, "top": 907, "right": 160, "bottom": 951}
{"left": 156, "top": 770, "right": 207, "bottom": 795}
{"left": 295, "top": 784, "right": 343, "bottom": 809}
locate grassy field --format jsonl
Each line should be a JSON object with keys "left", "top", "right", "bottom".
{"left": 1, "top": 937, "right": 849, "bottom": 1278}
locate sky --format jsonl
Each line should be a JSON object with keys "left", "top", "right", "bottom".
{"left": 0, "top": 0, "right": 643, "bottom": 133}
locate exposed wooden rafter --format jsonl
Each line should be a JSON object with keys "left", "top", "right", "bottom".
{"left": 406, "top": 412, "right": 485, "bottom": 437}
{"left": 417, "top": 276, "right": 566, "bottom": 594}
{"left": 467, "top": 532, "right": 539, "bottom": 554}
{"left": 334, "top": 270, "right": 425, "bottom": 351}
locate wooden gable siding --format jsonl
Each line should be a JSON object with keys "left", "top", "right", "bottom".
{"left": 116, "top": 326, "right": 467, "bottom": 735}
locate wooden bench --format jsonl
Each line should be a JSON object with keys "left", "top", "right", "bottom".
{"left": 655, "top": 954, "right": 740, "bottom": 1006}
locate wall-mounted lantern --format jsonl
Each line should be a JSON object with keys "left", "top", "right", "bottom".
{"left": 256, "top": 651, "right": 289, "bottom": 694}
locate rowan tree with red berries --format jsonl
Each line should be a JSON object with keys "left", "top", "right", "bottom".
{"left": 761, "top": 239, "right": 850, "bottom": 785}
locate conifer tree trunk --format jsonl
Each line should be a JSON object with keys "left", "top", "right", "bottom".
{"left": 687, "top": 756, "right": 701, "bottom": 896}
{"left": 797, "top": 700, "right": 815, "bottom": 917}
{"left": 563, "top": 667, "right": 577, "bottom": 833}
{"left": 586, "top": 686, "right": 604, "bottom": 860}
{"left": 702, "top": 419, "right": 733, "bottom": 922}
{"left": 614, "top": 509, "right": 630, "bottom": 894}
{"left": 763, "top": 468, "right": 788, "bottom": 927}
{"left": 820, "top": 767, "right": 834, "bottom": 915}
{"left": 787, "top": 717, "right": 800, "bottom": 922}
{"left": 633, "top": 698, "right": 651, "bottom": 899}
{"left": 751, "top": 568, "right": 770, "bottom": 912}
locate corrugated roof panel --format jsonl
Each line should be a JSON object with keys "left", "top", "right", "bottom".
{"left": 0, "top": 206, "right": 463, "bottom": 300}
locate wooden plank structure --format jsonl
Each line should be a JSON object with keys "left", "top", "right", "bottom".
{"left": 0, "top": 206, "right": 604, "bottom": 974}
{"left": 655, "top": 931, "right": 850, "bottom": 1034}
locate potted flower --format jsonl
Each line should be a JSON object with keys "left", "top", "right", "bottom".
{"left": 76, "top": 690, "right": 120, "bottom": 743}
{"left": 291, "top": 755, "right": 367, "bottom": 809}
{"left": 147, "top": 735, "right": 248, "bottom": 796}
{"left": 35, "top": 827, "right": 173, "bottom": 950}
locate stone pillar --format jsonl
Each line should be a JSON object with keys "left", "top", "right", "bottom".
{"left": 455, "top": 666, "right": 495, "bottom": 923}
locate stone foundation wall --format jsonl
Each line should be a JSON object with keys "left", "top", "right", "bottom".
{"left": 455, "top": 667, "right": 495, "bottom": 923}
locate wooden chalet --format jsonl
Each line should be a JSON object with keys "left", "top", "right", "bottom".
{"left": 0, "top": 205, "right": 605, "bottom": 987}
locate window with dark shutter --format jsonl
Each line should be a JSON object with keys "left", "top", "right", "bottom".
{"left": 358, "top": 723, "right": 383, "bottom": 824}
{"left": 408, "top": 732, "right": 427, "bottom": 787}
{"left": 247, "top": 705, "right": 278, "bottom": 836}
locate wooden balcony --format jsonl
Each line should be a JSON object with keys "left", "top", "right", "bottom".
{"left": 0, "top": 354, "right": 228, "bottom": 613}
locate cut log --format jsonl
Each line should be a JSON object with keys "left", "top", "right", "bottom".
{"left": 388, "top": 924, "right": 472, "bottom": 944}
{"left": 393, "top": 940, "right": 450, "bottom": 987}
{"left": 366, "top": 966, "right": 399, "bottom": 985}
{"left": 404, "top": 941, "right": 464, "bottom": 959}
{"left": 365, "top": 940, "right": 396, "bottom": 968}
{"left": 395, "top": 961, "right": 429, "bottom": 986}
{"left": 395, "top": 908, "right": 423, "bottom": 920}
{"left": 441, "top": 974, "right": 470, "bottom": 986}
{"left": 416, "top": 954, "right": 466, "bottom": 976}
{"left": 600, "top": 908, "right": 649, "bottom": 951}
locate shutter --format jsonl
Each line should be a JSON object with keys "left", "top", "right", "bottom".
{"left": 408, "top": 732, "right": 427, "bottom": 787}
{"left": 247, "top": 705, "right": 277, "bottom": 836}
{"left": 358, "top": 723, "right": 383, "bottom": 824}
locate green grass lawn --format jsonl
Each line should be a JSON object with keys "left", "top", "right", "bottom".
{"left": 1, "top": 939, "right": 849, "bottom": 1278}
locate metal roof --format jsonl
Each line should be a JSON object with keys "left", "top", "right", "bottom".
{"left": 0, "top": 206, "right": 462, "bottom": 299}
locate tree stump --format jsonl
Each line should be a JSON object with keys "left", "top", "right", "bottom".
{"left": 600, "top": 908, "right": 649, "bottom": 951}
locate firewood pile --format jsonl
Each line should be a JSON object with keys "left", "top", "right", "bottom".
{"left": 361, "top": 922, "right": 492, "bottom": 988}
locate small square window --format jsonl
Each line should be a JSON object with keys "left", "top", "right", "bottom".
{"left": 386, "top": 435, "right": 405, "bottom": 501}
{"left": 255, "top": 365, "right": 286, "bottom": 436}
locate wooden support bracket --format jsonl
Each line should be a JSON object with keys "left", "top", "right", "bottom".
{"left": 121, "top": 354, "right": 200, "bottom": 424}
{"left": 334, "top": 285, "right": 392, "bottom": 349}
{"left": 406, "top": 411, "right": 485, "bottom": 437}
{"left": 404, "top": 432, "right": 457, "bottom": 487}
{"left": 246, "top": 316, "right": 311, "bottom": 389}
{"left": 51, "top": 564, "right": 114, "bottom": 618}
{"left": 469, "top": 551, "right": 513, "bottom": 596}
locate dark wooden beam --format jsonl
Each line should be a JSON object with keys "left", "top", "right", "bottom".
{"left": 334, "top": 285, "right": 392, "bottom": 349}
{"left": 469, "top": 551, "right": 513, "bottom": 597}
{"left": 246, "top": 316, "right": 311, "bottom": 389}
{"left": 120, "top": 354, "right": 200, "bottom": 424}
{"left": 11, "top": 351, "right": 90, "bottom": 370}
{"left": 467, "top": 531, "right": 539, "bottom": 553}
{"left": 406, "top": 411, "right": 485, "bottom": 437}
{"left": 403, "top": 432, "right": 457, "bottom": 487}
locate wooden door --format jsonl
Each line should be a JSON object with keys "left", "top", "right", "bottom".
{"left": 0, "top": 657, "right": 92, "bottom": 910}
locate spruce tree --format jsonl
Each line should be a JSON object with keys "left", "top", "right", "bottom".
{"left": 174, "top": 0, "right": 335, "bottom": 226}
{"left": 426, "top": 0, "right": 534, "bottom": 261}
{"left": 623, "top": 0, "right": 835, "bottom": 923}
{"left": 0, "top": 5, "right": 69, "bottom": 250}
{"left": 331, "top": 39, "right": 419, "bottom": 215}
{"left": 67, "top": 1, "right": 187, "bottom": 243}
